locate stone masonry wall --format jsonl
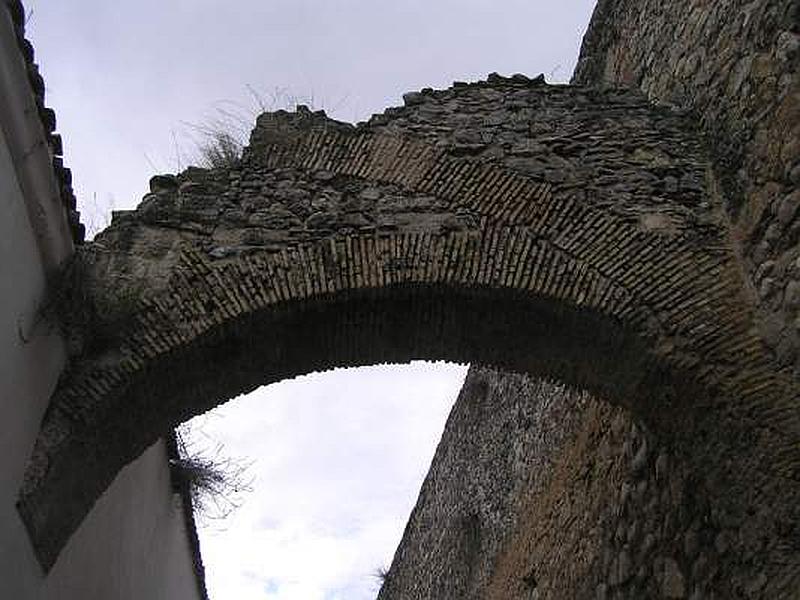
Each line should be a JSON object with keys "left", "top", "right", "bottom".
{"left": 484, "top": 385, "right": 764, "bottom": 600}
{"left": 380, "top": 370, "right": 763, "bottom": 599}
{"left": 378, "top": 372, "right": 595, "bottom": 599}
{"left": 574, "top": 0, "right": 800, "bottom": 375}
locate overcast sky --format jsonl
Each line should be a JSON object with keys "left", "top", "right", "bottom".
{"left": 27, "top": 2, "right": 597, "bottom": 598}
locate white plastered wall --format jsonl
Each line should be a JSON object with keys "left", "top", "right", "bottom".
{"left": 0, "top": 3, "right": 205, "bottom": 598}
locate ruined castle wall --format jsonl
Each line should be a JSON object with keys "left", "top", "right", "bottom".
{"left": 378, "top": 372, "right": 595, "bottom": 600}
{"left": 574, "top": 0, "right": 800, "bottom": 374}
{"left": 380, "top": 369, "right": 735, "bottom": 599}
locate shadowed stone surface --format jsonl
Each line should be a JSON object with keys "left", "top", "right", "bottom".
{"left": 16, "top": 73, "right": 799, "bottom": 592}
{"left": 575, "top": 0, "right": 800, "bottom": 377}
{"left": 380, "top": 367, "right": 797, "bottom": 599}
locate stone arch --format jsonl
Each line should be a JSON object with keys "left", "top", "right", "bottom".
{"left": 19, "top": 78, "right": 800, "bottom": 571}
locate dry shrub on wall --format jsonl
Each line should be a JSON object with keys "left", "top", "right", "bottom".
{"left": 31, "top": 250, "right": 144, "bottom": 359}
{"left": 170, "top": 425, "right": 254, "bottom": 524}
{"left": 83, "top": 192, "right": 116, "bottom": 240}
{"left": 194, "top": 129, "right": 243, "bottom": 170}
{"left": 184, "top": 85, "right": 329, "bottom": 171}
{"left": 372, "top": 566, "right": 390, "bottom": 594}
{"left": 82, "top": 87, "right": 335, "bottom": 232}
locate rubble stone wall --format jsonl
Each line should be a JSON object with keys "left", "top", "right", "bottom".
{"left": 381, "top": 367, "right": 776, "bottom": 599}
{"left": 574, "top": 0, "right": 800, "bottom": 375}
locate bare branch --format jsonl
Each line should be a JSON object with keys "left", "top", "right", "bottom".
{"left": 171, "top": 425, "right": 254, "bottom": 525}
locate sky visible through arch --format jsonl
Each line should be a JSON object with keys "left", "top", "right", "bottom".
{"left": 27, "top": 1, "right": 597, "bottom": 597}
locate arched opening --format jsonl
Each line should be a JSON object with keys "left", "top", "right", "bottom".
{"left": 179, "top": 362, "right": 467, "bottom": 599}
{"left": 17, "top": 82, "right": 800, "bottom": 593}
{"left": 22, "top": 270, "right": 673, "bottom": 571}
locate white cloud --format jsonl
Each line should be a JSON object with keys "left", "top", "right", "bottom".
{"left": 184, "top": 362, "right": 467, "bottom": 600}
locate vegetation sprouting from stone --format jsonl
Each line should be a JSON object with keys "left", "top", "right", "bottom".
{"left": 170, "top": 428, "right": 253, "bottom": 523}
{"left": 35, "top": 250, "right": 144, "bottom": 358}
{"left": 372, "top": 566, "right": 390, "bottom": 592}
{"left": 186, "top": 86, "right": 322, "bottom": 171}
{"left": 199, "top": 130, "right": 242, "bottom": 170}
